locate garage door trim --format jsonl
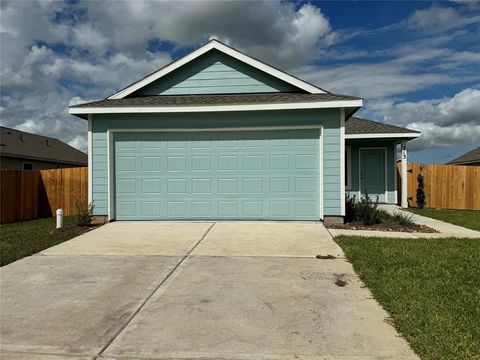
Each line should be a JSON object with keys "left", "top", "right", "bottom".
{"left": 107, "top": 126, "right": 324, "bottom": 221}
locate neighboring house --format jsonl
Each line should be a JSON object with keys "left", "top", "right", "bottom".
{"left": 69, "top": 40, "right": 419, "bottom": 223}
{"left": 447, "top": 146, "right": 480, "bottom": 166}
{"left": 0, "top": 126, "right": 87, "bottom": 170}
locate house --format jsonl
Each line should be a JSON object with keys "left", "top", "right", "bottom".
{"left": 447, "top": 146, "right": 480, "bottom": 166}
{"left": 0, "top": 126, "right": 87, "bottom": 170}
{"left": 69, "top": 40, "right": 420, "bottom": 223}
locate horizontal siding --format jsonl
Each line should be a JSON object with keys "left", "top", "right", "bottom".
{"left": 346, "top": 140, "right": 397, "bottom": 204}
{"left": 133, "top": 50, "right": 299, "bottom": 96}
{"left": 91, "top": 109, "right": 342, "bottom": 217}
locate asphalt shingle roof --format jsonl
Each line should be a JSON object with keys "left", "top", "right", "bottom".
{"left": 0, "top": 126, "right": 87, "bottom": 166}
{"left": 346, "top": 116, "right": 419, "bottom": 135}
{"left": 70, "top": 92, "right": 361, "bottom": 109}
{"left": 447, "top": 146, "right": 480, "bottom": 165}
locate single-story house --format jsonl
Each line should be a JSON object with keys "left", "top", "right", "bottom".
{"left": 0, "top": 126, "right": 87, "bottom": 170}
{"left": 447, "top": 146, "right": 480, "bottom": 166}
{"left": 69, "top": 40, "right": 420, "bottom": 223}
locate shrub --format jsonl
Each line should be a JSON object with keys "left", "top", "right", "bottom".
{"left": 416, "top": 166, "right": 426, "bottom": 209}
{"left": 356, "top": 193, "right": 383, "bottom": 226}
{"left": 392, "top": 211, "right": 415, "bottom": 227}
{"left": 75, "top": 201, "right": 95, "bottom": 227}
{"left": 345, "top": 194, "right": 357, "bottom": 223}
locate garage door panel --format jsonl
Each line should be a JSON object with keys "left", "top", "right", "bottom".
{"left": 114, "top": 130, "right": 320, "bottom": 220}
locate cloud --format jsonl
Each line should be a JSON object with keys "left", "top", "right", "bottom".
{"left": 407, "top": 5, "right": 480, "bottom": 32}
{"left": 73, "top": 1, "right": 334, "bottom": 68}
{"left": 296, "top": 61, "right": 457, "bottom": 99}
{"left": 364, "top": 88, "right": 480, "bottom": 150}
{"left": 0, "top": 0, "right": 478, "bottom": 156}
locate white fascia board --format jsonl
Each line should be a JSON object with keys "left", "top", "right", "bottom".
{"left": 345, "top": 132, "right": 420, "bottom": 139}
{"left": 107, "top": 40, "right": 324, "bottom": 99}
{"left": 69, "top": 99, "right": 363, "bottom": 115}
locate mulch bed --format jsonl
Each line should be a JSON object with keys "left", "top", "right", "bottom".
{"left": 327, "top": 218, "right": 437, "bottom": 233}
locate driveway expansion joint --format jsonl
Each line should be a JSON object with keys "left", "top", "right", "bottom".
{"left": 93, "top": 222, "right": 216, "bottom": 360}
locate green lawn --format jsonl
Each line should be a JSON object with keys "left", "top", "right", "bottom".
{"left": 0, "top": 216, "right": 90, "bottom": 266}
{"left": 410, "top": 208, "right": 480, "bottom": 231}
{"left": 336, "top": 236, "right": 480, "bottom": 360}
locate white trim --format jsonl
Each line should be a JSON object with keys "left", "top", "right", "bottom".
{"left": 319, "top": 126, "right": 324, "bottom": 220}
{"left": 69, "top": 99, "right": 363, "bottom": 115}
{"left": 340, "top": 108, "right": 346, "bottom": 216}
{"left": 345, "top": 146, "right": 352, "bottom": 190}
{"left": 346, "top": 133, "right": 420, "bottom": 139}
{"left": 401, "top": 140, "right": 408, "bottom": 208}
{"left": 358, "top": 147, "right": 388, "bottom": 202}
{"left": 106, "top": 126, "right": 324, "bottom": 221}
{"left": 108, "top": 125, "right": 322, "bottom": 133}
{"left": 87, "top": 114, "right": 93, "bottom": 204}
{"left": 87, "top": 114, "right": 92, "bottom": 204}
{"left": 393, "top": 143, "right": 398, "bottom": 205}
{"left": 107, "top": 130, "right": 114, "bottom": 221}
{"left": 108, "top": 40, "right": 324, "bottom": 99}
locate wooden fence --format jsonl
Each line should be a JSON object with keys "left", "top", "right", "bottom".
{"left": 397, "top": 163, "right": 480, "bottom": 210}
{"left": 0, "top": 167, "right": 87, "bottom": 224}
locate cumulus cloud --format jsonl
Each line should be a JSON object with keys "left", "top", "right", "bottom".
{"left": 73, "top": 0, "right": 334, "bottom": 68}
{"left": 364, "top": 88, "right": 480, "bottom": 150}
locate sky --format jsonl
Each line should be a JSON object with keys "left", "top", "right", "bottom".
{"left": 1, "top": 0, "right": 479, "bottom": 163}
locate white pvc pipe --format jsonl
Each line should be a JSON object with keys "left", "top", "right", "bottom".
{"left": 56, "top": 208, "right": 64, "bottom": 229}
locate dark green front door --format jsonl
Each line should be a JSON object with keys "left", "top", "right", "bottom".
{"left": 360, "top": 148, "right": 386, "bottom": 202}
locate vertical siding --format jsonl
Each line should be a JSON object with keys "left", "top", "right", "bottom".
{"left": 91, "top": 109, "right": 342, "bottom": 217}
{"left": 133, "top": 50, "right": 299, "bottom": 96}
{"left": 346, "top": 140, "right": 397, "bottom": 204}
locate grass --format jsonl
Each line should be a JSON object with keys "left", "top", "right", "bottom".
{"left": 336, "top": 236, "right": 480, "bottom": 360}
{"left": 0, "top": 216, "right": 91, "bottom": 266}
{"left": 410, "top": 208, "right": 480, "bottom": 231}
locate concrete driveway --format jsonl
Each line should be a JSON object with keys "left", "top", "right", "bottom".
{"left": 1, "top": 222, "right": 418, "bottom": 360}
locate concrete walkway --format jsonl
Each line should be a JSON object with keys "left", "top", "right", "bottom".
{"left": 329, "top": 205, "right": 480, "bottom": 239}
{"left": 1, "top": 221, "right": 418, "bottom": 359}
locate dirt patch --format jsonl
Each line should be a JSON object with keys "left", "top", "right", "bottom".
{"left": 316, "top": 254, "right": 336, "bottom": 260}
{"left": 326, "top": 218, "right": 437, "bottom": 233}
{"left": 50, "top": 224, "right": 100, "bottom": 236}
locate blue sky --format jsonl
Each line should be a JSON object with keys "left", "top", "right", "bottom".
{"left": 1, "top": 0, "right": 479, "bottom": 163}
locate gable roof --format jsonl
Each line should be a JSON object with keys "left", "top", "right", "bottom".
{"left": 447, "top": 146, "right": 480, "bottom": 165}
{"left": 0, "top": 126, "right": 87, "bottom": 166}
{"left": 108, "top": 39, "right": 325, "bottom": 99}
{"left": 345, "top": 116, "right": 420, "bottom": 139}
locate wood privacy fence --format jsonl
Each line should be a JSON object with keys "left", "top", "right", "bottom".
{"left": 0, "top": 167, "right": 87, "bottom": 224}
{"left": 397, "top": 163, "right": 480, "bottom": 210}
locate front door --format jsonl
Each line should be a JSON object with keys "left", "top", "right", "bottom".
{"left": 360, "top": 148, "right": 386, "bottom": 202}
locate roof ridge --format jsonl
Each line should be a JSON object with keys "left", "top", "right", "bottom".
{"left": 0, "top": 125, "right": 63, "bottom": 141}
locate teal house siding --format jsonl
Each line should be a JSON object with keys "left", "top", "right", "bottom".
{"left": 91, "top": 109, "right": 342, "bottom": 217}
{"left": 132, "top": 50, "right": 299, "bottom": 96}
{"left": 346, "top": 140, "right": 397, "bottom": 204}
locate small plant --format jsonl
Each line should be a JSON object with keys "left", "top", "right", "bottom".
{"left": 416, "top": 166, "right": 426, "bottom": 209}
{"left": 356, "top": 193, "right": 383, "bottom": 226}
{"left": 392, "top": 211, "right": 415, "bottom": 227}
{"left": 345, "top": 194, "right": 356, "bottom": 223}
{"left": 75, "top": 201, "right": 95, "bottom": 227}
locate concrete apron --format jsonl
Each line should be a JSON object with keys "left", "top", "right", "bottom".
{"left": 1, "top": 221, "right": 418, "bottom": 360}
